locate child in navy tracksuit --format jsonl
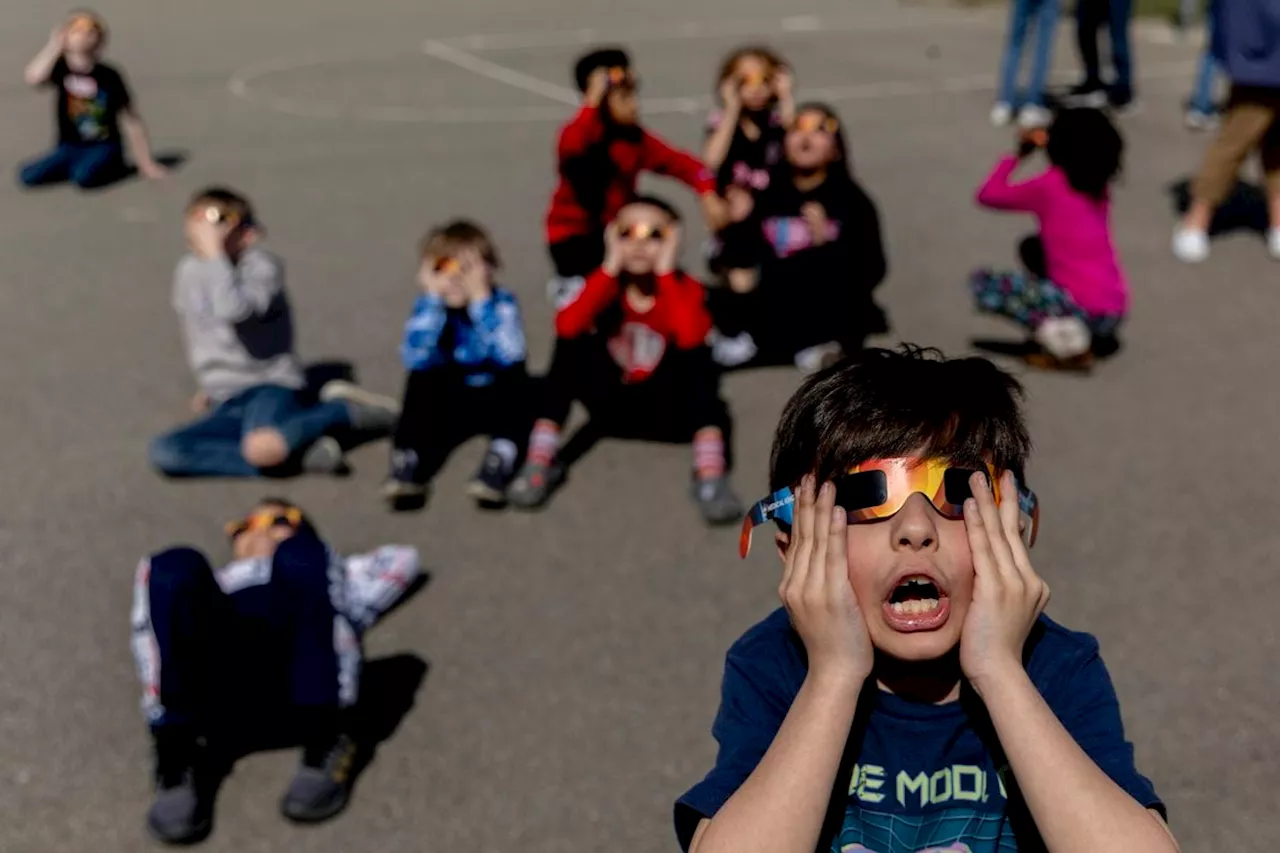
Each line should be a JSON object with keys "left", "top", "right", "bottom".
{"left": 383, "top": 220, "right": 530, "bottom": 509}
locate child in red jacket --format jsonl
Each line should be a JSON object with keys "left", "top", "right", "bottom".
{"left": 513, "top": 197, "right": 742, "bottom": 526}
{"left": 546, "top": 47, "right": 724, "bottom": 297}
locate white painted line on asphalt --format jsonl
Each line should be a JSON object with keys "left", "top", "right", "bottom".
{"left": 421, "top": 39, "right": 580, "bottom": 105}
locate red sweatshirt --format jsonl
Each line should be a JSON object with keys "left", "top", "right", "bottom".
{"left": 555, "top": 268, "right": 712, "bottom": 383}
{"left": 545, "top": 106, "right": 716, "bottom": 246}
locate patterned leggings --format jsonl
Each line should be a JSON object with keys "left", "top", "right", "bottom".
{"left": 970, "top": 269, "right": 1122, "bottom": 339}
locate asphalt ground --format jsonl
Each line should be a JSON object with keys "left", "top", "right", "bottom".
{"left": 0, "top": 0, "right": 1275, "bottom": 850}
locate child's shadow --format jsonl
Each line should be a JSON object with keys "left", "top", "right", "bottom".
{"left": 1168, "top": 177, "right": 1269, "bottom": 236}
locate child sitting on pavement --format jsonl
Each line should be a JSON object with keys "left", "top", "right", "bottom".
{"left": 677, "top": 346, "right": 1176, "bottom": 853}
{"left": 130, "top": 498, "right": 422, "bottom": 844}
{"left": 510, "top": 196, "right": 743, "bottom": 526}
{"left": 972, "top": 109, "right": 1128, "bottom": 371}
{"left": 382, "top": 220, "right": 531, "bottom": 510}
{"left": 545, "top": 46, "right": 725, "bottom": 300}
{"left": 148, "top": 187, "right": 398, "bottom": 477}
{"left": 18, "top": 9, "right": 167, "bottom": 189}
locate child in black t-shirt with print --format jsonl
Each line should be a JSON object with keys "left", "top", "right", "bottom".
{"left": 18, "top": 10, "right": 167, "bottom": 189}
{"left": 711, "top": 104, "right": 888, "bottom": 372}
{"left": 676, "top": 346, "right": 1176, "bottom": 853}
{"left": 702, "top": 46, "right": 795, "bottom": 291}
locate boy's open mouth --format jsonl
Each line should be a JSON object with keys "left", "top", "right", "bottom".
{"left": 882, "top": 573, "right": 951, "bottom": 632}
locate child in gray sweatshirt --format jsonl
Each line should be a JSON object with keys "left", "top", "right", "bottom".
{"left": 149, "top": 187, "right": 398, "bottom": 477}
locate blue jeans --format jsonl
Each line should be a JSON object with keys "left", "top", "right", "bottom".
{"left": 132, "top": 538, "right": 360, "bottom": 730}
{"left": 1188, "top": 16, "right": 1221, "bottom": 114}
{"left": 148, "top": 385, "right": 350, "bottom": 478}
{"left": 997, "top": 0, "right": 1060, "bottom": 108}
{"left": 17, "top": 142, "right": 125, "bottom": 189}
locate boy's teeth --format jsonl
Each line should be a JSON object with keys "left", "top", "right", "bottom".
{"left": 890, "top": 599, "right": 940, "bottom": 615}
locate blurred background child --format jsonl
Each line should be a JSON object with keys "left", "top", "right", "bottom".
{"left": 710, "top": 104, "right": 888, "bottom": 372}
{"left": 510, "top": 197, "right": 742, "bottom": 526}
{"left": 702, "top": 46, "right": 794, "bottom": 289}
{"left": 18, "top": 9, "right": 167, "bottom": 189}
{"left": 544, "top": 47, "right": 722, "bottom": 302}
{"left": 972, "top": 110, "right": 1128, "bottom": 370}
{"left": 383, "top": 221, "right": 530, "bottom": 511}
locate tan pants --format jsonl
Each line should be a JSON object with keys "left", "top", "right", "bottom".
{"left": 1192, "top": 85, "right": 1280, "bottom": 207}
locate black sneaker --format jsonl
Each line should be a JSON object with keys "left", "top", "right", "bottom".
{"left": 146, "top": 730, "right": 211, "bottom": 845}
{"left": 381, "top": 478, "right": 428, "bottom": 511}
{"left": 280, "top": 733, "right": 357, "bottom": 824}
{"left": 466, "top": 448, "right": 512, "bottom": 507}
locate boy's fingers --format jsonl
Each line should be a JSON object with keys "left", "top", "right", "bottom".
{"left": 971, "top": 472, "right": 1017, "bottom": 581}
{"left": 826, "top": 505, "right": 851, "bottom": 599}
{"left": 795, "top": 475, "right": 815, "bottom": 544}
{"left": 998, "top": 471, "right": 1035, "bottom": 576}
{"left": 807, "top": 481, "right": 834, "bottom": 593}
{"left": 963, "top": 497, "right": 999, "bottom": 582}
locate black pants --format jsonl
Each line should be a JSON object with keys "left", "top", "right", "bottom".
{"left": 537, "top": 336, "right": 732, "bottom": 454}
{"left": 393, "top": 365, "right": 532, "bottom": 483}
{"left": 1076, "top": 0, "right": 1134, "bottom": 97}
{"left": 708, "top": 221, "right": 761, "bottom": 273}
{"left": 549, "top": 234, "right": 606, "bottom": 278}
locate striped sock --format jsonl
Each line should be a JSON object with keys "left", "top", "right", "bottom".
{"left": 692, "top": 427, "right": 726, "bottom": 481}
{"left": 527, "top": 419, "right": 561, "bottom": 468}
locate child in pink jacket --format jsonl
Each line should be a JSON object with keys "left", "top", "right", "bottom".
{"left": 971, "top": 108, "right": 1127, "bottom": 369}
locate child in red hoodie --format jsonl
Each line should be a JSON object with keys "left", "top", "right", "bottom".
{"left": 546, "top": 47, "right": 724, "bottom": 297}
{"left": 513, "top": 197, "right": 742, "bottom": 526}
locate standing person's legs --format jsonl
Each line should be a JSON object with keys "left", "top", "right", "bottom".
{"left": 1075, "top": 0, "right": 1107, "bottom": 94}
{"left": 1024, "top": 0, "right": 1060, "bottom": 110}
{"left": 996, "top": 0, "right": 1033, "bottom": 110}
{"left": 1178, "top": 87, "right": 1278, "bottom": 259}
{"left": 17, "top": 144, "right": 79, "bottom": 188}
{"left": 68, "top": 142, "right": 126, "bottom": 189}
{"left": 1188, "top": 44, "right": 1219, "bottom": 118}
{"left": 1258, "top": 114, "right": 1280, "bottom": 255}
{"left": 1107, "top": 0, "right": 1136, "bottom": 104}
{"left": 148, "top": 396, "right": 258, "bottom": 478}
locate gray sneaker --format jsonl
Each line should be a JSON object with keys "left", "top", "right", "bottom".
{"left": 302, "top": 436, "right": 347, "bottom": 474}
{"left": 507, "top": 460, "right": 566, "bottom": 510}
{"left": 319, "top": 380, "right": 400, "bottom": 433}
{"left": 280, "top": 734, "right": 357, "bottom": 824}
{"left": 691, "top": 475, "right": 744, "bottom": 527}
{"left": 147, "top": 734, "right": 211, "bottom": 845}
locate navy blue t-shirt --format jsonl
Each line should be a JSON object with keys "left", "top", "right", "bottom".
{"left": 675, "top": 609, "right": 1163, "bottom": 852}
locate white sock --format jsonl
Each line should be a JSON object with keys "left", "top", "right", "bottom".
{"left": 489, "top": 438, "right": 518, "bottom": 472}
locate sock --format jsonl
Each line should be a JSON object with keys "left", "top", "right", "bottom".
{"left": 527, "top": 419, "right": 561, "bottom": 468}
{"left": 489, "top": 438, "right": 518, "bottom": 473}
{"left": 693, "top": 427, "right": 726, "bottom": 481}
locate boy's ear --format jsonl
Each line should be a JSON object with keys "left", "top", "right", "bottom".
{"left": 775, "top": 531, "right": 790, "bottom": 563}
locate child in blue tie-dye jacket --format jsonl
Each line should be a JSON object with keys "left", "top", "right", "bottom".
{"left": 383, "top": 220, "right": 532, "bottom": 510}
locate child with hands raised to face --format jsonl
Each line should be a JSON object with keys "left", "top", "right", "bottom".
{"left": 510, "top": 197, "right": 742, "bottom": 526}
{"left": 384, "top": 221, "right": 531, "bottom": 510}
{"left": 676, "top": 347, "right": 1176, "bottom": 853}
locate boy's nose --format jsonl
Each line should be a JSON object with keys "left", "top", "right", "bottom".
{"left": 890, "top": 494, "right": 939, "bottom": 550}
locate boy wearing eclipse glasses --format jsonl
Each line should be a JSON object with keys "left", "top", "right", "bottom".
{"left": 130, "top": 498, "right": 422, "bottom": 843}
{"left": 149, "top": 187, "right": 399, "bottom": 478}
{"left": 384, "top": 219, "right": 530, "bottom": 509}
{"left": 676, "top": 347, "right": 1175, "bottom": 853}
{"left": 511, "top": 196, "right": 742, "bottom": 526}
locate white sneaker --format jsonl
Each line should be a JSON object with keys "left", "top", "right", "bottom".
{"left": 990, "top": 102, "right": 1014, "bottom": 127}
{"left": 1172, "top": 228, "right": 1210, "bottom": 263}
{"left": 794, "top": 342, "right": 844, "bottom": 373}
{"left": 1017, "top": 105, "right": 1052, "bottom": 129}
{"left": 710, "top": 331, "right": 758, "bottom": 368}
{"left": 1268, "top": 229, "right": 1280, "bottom": 260}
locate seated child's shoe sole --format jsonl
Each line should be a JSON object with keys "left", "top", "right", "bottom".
{"left": 382, "top": 480, "right": 428, "bottom": 512}
{"left": 1023, "top": 350, "right": 1095, "bottom": 372}
{"left": 465, "top": 478, "right": 508, "bottom": 508}
{"left": 507, "top": 467, "right": 566, "bottom": 511}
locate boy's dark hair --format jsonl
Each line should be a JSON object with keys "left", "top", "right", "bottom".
{"left": 1046, "top": 108, "right": 1123, "bottom": 201}
{"left": 791, "top": 102, "right": 854, "bottom": 180}
{"left": 573, "top": 46, "right": 631, "bottom": 92}
{"left": 187, "top": 186, "right": 257, "bottom": 229}
{"left": 768, "top": 346, "right": 1031, "bottom": 493}
{"left": 419, "top": 219, "right": 501, "bottom": 268}
{"left": 256, "top": 496, "right": 318, "bottom": 538}
{"left": 620, "top": 194, "right": 681, "bottom": 223}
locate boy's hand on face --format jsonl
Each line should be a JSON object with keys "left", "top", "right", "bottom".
{"left": 457, "top": 248, "right": 492, "bottom": 304}
{"left": 959, "top": 470, "right": 1050, "bottom": 695}
{"left": 602, "top": 222, "right": 623, "bottom": 277}
{"left": 801, "top": 202, "right": 829, "bottom": 246}
{"left": 187, "top": 217, "right": 231, "bottom": 260}
{"left": 417, "top": 261, "right": 460, "bottom": 302}
{"left": 655, "top": 223, "right": 682, "bottom": 276}
{"left": 780, "top": 476, "right": 875, "bottom": 686}
{"left": 584, "top": 68, "right": 611, "bottom": 108}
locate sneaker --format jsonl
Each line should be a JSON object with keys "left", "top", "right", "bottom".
{"left": 1172, "top": 227, "right": 1210, "bottom": 263}
{"left": 146, "top": 731, "right": 211, "bottom": 845}
{"left": 302, "top": 436, "right": 347, "bottom": 474}
{"left": 381, "top": 477, "right": 428, "bottom": 511}
{"left": 1017, "top": 104, "right": 1052, "bottom": 129}
{"left": 1268, "top": 228, "right": 1280, "bottom": 260}
{"left": 990, "top": 102, "right": 1014, "bottom": 127}
{"left": 691, "top": 475, "right": 744, "bottom": 527}
{"left": 507, "top": 459, "right": 566, "bottom": 510}
{"left": 280, "top": 734, "right": 357, "bottom": 824}
{"left": 1184, "top": 108, "right": 1218, "bottom": 131}
{"left": 319, "top": 380, "right": 400, "bottom": 433}
{"left": 794, "top": 342, "right": 844, "bottom": 373}
{"left": 1024, "top": 349, "right": 1096, "bottom": 372}
{"left": 466, "top": 448, "right": 512, "bottom": 507}
{"left": 710, "top": 330, "right": 758, "bottom": 368}
{"left": 1063, "top": 83, "right": 1108, "bottom": 108}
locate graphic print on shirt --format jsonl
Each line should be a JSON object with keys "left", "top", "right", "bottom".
{"left": 763, "top": 215, "right": 843, "bottom": 258}
{"left": 607, "top": 321, "right": 667, "bottom": 383}
{"left": 833, "top": 761, "right": 1018, "bottom": 853}
{"left": 64, "top": 73, "right": 110, "bottom": 141}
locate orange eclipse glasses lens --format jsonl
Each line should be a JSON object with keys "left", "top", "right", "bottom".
{"left": 432, "top": 256, "right": 461, "bottom": 274}
{"left": 618, "top": 223, "right": 666, "bottom": 242}
{"left": 224, "top": 507, "right": 303, "bottom": 540}
{"left": 794, "top": 113, "right": 839, "bottom": 134}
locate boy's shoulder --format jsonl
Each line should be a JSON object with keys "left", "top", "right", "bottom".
{"left": 489, "top": 284, "right": 521, "bottom": 305}
{"left": 1024, "top": 613, "right": 1103, "bottom": 678}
